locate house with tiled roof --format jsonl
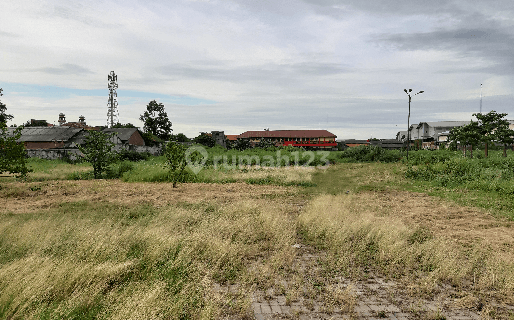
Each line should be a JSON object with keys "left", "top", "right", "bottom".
{"left": 237, "top": 130, "right": 337, "bottom": 149}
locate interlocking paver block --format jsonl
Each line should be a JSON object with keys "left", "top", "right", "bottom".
{"left": 385, "top": 305, "right": 401, "bottom": 312}
{"left": 261, "top": 304, "right": 272, "bottom": 314}
{"left": 423, "top": 303, "right": 439, "bottom": 311}
{"left": 393, "top": 312, "right": 411, "bottom": 319}
{"left": 368, "top": 304, "right": 386, "bottom": 312}
{"left": 271, "top": 305, "right": 281, "bottom": 313}
{"left": 355, "top": 303, "right": 372, "bottom": 312}
{"left": 277, "top": 296, "right": 287, "bottom": 305}
{"left": 254, "top": 313, "right": 265, "bottom": 320}
{"left": 281, "top": 305, "right": 291, "bottom": 314}
{"left": 269, "top": 299, "right": 280, "bottom": 306}
{"left": 253, "top": 304, "right": 261, "bottom": 314}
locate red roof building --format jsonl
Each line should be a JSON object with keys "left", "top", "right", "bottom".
{"left": 225, "top": 134, "right": 239, "bottom": 142}
{"left": 238, "top": 130, "right": 337, "bottom": 149}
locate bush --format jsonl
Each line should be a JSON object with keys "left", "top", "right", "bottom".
{"left": 403, "top": 149, "right": 456, "bottom": 165}
{"left": 339, "top": 145, "right": 402, "bottom": 163}
{"left": 118, "top": 149, "right": 151, "bottom": 162}
{"left": 405, "top": 151, "right": 514, "bottom": 196}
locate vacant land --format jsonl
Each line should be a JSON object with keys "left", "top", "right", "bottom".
{"left": 1, "top": 161, "right": 513, "bottom": 319}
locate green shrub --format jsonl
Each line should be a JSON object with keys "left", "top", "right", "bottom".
{"left": 118, "top": 150, "right": 151, "bottom": 162}
{"left": 339, "top": 145, "right": 402, "bottom": 163}
{"left": 405, "top": 150, "right": 514, "bottom": 198}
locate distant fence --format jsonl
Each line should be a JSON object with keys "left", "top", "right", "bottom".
{"left": 26, "top": 145, "right": 163, "bottom": 160}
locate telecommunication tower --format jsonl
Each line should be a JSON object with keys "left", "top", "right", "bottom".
{"left": 107, "top": 71, "right": 119, "bottom": 127}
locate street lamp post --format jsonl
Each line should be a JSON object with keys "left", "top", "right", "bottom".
{"left": 404, "top": 89, "right": 424, "bottom": 160}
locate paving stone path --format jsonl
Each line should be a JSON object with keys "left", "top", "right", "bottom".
{"left": 250, "top": 245, "right": 486, "bottom": 320}
{"left": 252, "top": 279, "right": 482, "bottom": 320}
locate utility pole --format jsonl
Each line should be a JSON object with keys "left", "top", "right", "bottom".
{"left": 404, "top": 89, "right": 424, "bottom": 160}
{"left": 107, "top": 71, "right": 119, "bottom": 128}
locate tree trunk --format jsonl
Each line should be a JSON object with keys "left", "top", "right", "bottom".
{"left": 504, "top": 144, "right": 507, "bottom": 157}
{"left": 485, "top": 142, "right": 488, "bottom": 157}
{"left": 463, "top": 145, "right": 466, "bottom": 157}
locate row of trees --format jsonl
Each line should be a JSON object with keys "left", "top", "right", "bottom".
{"left": 448, "top": 111, "right": 514, "bottom": 157}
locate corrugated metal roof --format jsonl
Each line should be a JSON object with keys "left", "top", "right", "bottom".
{"left": 238, "top": 130, "right": 336, "bottom": 139}
{"left": 103, "top": 128, "right": 139, "bottom": 142}
{"left": 7, "top": 126, "right": 83, "bottom": 142}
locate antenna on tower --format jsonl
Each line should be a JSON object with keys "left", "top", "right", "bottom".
{"left": 107, "top": 71, "right": 119, "bottom": 128}
{"left": 480, "top": 84, "right": 482, "bottom": 114}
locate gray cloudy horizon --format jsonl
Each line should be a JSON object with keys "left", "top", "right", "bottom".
{"left": 1, "top": 0, "right": 513, "bottom": 139}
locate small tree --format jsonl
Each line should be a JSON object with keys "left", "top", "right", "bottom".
{"left": 193, "top": 133, "right": 215, "bottom": 148}
{"left": 164, "top": 141, "right": 188, "bottom": 188}
{"left": 0, "top": 124, "right": 29, "bottom": 177}
{"left": 139, "top": 100, "right": 172, "bottom": 141}
{"left": 448, "top": 122, "right": 481, "bottom": 157}
{"left": 78, "top": 130, "right": 118, "bottom": 179}
{"left": 474, "top": 110, "right": 508, "bottom": 157}
{"left": 494, "top": 120, "right": 514, "bottom": 157}
{"left": 175, "top": 133, "right": 190, "bottom": 142}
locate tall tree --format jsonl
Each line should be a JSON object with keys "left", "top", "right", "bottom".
{"left": 0, "top": 88, "right": 14, "bottom": 125}
{"left": 494, "top": 119, "right": 514, "bottom": 157}
{"left": 193, "top": 133, "right": 215, "bottom": 148}
{"left": 139, "top": 100, "right": 172, "bottom": 141}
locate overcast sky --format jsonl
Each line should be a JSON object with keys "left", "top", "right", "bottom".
{"left": 1, "top": 0, "right": 513, "bottom": 139}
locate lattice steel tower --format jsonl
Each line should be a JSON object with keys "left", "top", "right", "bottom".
{"left": 107, "top": 71, "right": 119, "bottom": 127}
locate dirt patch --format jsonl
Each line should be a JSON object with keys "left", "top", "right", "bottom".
{"left": 0, "top": 180, "right": 296, "bottom": 214}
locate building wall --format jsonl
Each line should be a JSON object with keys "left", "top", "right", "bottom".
{"left": 27, "top": 148, "right": 82, "bottom": 160}
{"left": 25, "top": 141, "right": 65, "bottom": 149}
{"left": 211, "top": 131, "right": 226, "bottom": 148}
{"left": 26, "top": 145, "right": 162, "bottom": 160}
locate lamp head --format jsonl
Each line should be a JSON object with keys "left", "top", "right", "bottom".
{"left": 404, "top": 89, "right": 408, "bottom": 93}
{"left": 408, "top": 89, "right": 412, "bottom": 92}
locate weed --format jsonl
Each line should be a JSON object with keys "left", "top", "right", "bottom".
{"left": 408, "top": 226, "right": 434, "bottom": 245}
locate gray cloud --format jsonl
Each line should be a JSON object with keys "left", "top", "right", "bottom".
{"left": 158, "top": 61, "right": 350, "bottom": 85}
{"left": 0, "top": 30, "right": 19, "bottom": 38}
{"left": 35, "top": 64, "right": 94, "bottom": 76}
{"left": 3, "top": 0, "right": 514, "bottom": 139}
{"left": 374, "top": 12, "right": 514, "bottom": 75}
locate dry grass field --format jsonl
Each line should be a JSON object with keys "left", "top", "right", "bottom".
{"left": 1, "top": 163, "right": 513, "bottom": 319}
